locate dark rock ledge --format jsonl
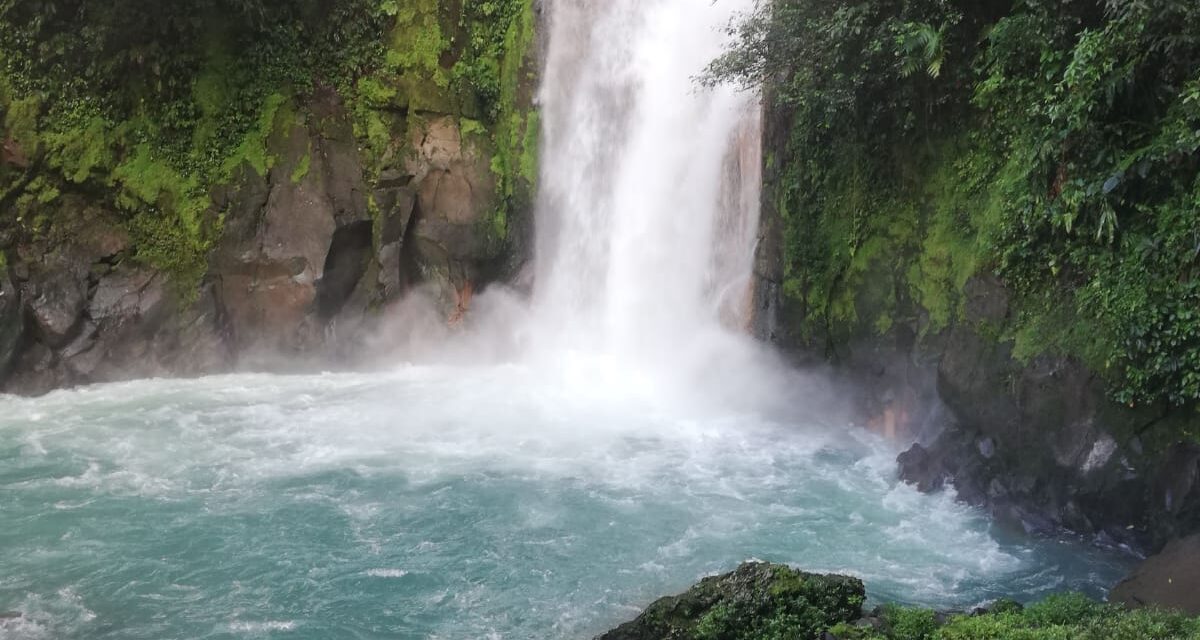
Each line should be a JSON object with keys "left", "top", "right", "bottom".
{"left": 1111, "top": 533, "right": 1200, "bottom": 616}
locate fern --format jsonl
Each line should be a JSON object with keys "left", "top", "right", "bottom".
{"left": 898, "top": 22, "right": 946, "bottom": 79}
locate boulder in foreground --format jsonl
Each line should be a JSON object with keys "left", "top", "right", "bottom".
{"left": 599, "top": 564, "right": 1200, "bottom": 639}
{"left": 1111, "top": 533, "right": 1200, "bottom": 615}
{"left": 595, "top": 562, "right": 865, "bottom": 640}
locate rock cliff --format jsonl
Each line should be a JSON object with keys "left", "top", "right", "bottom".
{"left": 0, "top": 0, "right": 541, "bottom": 394}
{"left": 753, "top": 92, "right": 1199, "bottom": 553}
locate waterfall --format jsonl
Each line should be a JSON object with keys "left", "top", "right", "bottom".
{"left": 531, "top": 0, "right": 762, "bottom": 366}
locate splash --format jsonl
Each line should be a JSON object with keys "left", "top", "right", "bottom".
{"left": 369, "top": 0, "right": 789, "bottom": 416}
{"left": 0, "top": 6, "right": 1137, "bottom": 639}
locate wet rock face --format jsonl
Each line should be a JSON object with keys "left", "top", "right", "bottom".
{"left": 0, "top": 91, "right": 530, "bottom": 395}
{"left": 1111, "top": 533, "right": 1200, "bottom": 615}
{"left": 404, "top": 116, "right": 498, "bottom": 311}
{"left": 894, "top": 284, "right": 1200, "bottom": 553}
{"left": 595, "top": 562, "right": 865, "bottom": 640}
{"left": 896, "top": 444, "right": 948, "bottom": 493}
{"left": 213, "top": 110, "right": 350, "bottom": 363}
{"left": 746, "top": 272, "right": 1200, "bottom": 553}
{"left": 0, "top": 276, "right": 24, "bottom": 375}
{"left": 208, "top": 104, "right": 499, "bottom": 367}
{"left": 25, "top": 267, "right": 87, "bottom": 348}
{"left": 751, "top": 100, "right": 1200, "bottom": 554}
{"left": 751, "top": 207, "right": 1200, "bottom": 553}
{"left": 2, "top": 212, "right": 230, "bottom": 395}
{"left": 17, "top": 218, "right": 128, "bottom": 355}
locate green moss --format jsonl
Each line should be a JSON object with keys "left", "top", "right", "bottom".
{"left": 350, "top": 102, "right": 398, "bottom": 170}
{"left": 125, "top": 210, "right": 215, "bottom": 302}
{"left": 366, "top": 192, "right": 386, "bottom": 254}
{"left": 465, "top": 0, "right": 538, "bottom": 250}
{"left": 460, "top": 117, "right": 486, "bottom": 138}
{"left": 357, "top": 76, "right": 399, "bottom": 107}
{"left": 2, "top": 0, "right": 537, "bottom": 305}
{"left": 934, "top": 594, "right": 1200, "bottom": 640}
{"left": 349, "top": 1, "right": 455, "bottom": 171}
{"left": 3, "top": 94, "right": 42, "bottom": 153}
{"left": 190, "top": 39, "right": 236, "bottom": 152}
{"left": 291, "top": 149, "right": 312, "bottom": 184}
{"left": 779, "top": 132, "right": 1012, "bottom": 344}
{"left": 9, "top": 175, "right": 63, "bottom": 233}
{"left": 44, "top": 115, "right": 115, "bottom": 184}
{"left": 828, "top": 621, "right": 887, "bottom": 639}
{"left": 387, "top": 0, "right": 446, "bottom": 73}
{"left": 608, "top": 564, "right": 867, "bottom": 640}
{"left": 34, "top": 181, "right": 60, "bottom": 204}
{"left": 222, "top": 92, "right": 289, "bottom": 179}
{"left": 114, "top": 145, "right": 203, "bottom": 233}
{"left": 518, "top": 109, "right": 540, "bottom": 185}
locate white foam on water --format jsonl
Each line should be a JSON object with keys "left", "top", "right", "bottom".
{"left": 0, "top": 588, "right": 96, "bottom": 640}
{"left": 0, "top": 616, "right": 48, "bottom": 640}
{"left": 228, "top": 620, "right": 297, "bottom": 633}
{"left": 364, "top": 569, "right": 409, "bottom": 579}
{"left": 0, "top": 1, "right": 1138, "bottom": 638}
{"left": 0, "top": 369, "right": 1134, "bottom": 638}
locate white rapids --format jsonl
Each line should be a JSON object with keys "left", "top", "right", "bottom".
{"left": 0, "top": 1, "right": 1134, "bottom": 639}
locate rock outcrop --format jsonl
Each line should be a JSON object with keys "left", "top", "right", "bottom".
{"left": 0, "top": 0, "right": 540, "bottom": 393}
{"left": 889, "top": 276, "right": 1200, "bottom": 552}
{"left": 0, "top": 0, "right": 547, "bottom": 395}
{"left": 749, "top": 0, "right": 1200, "bottom": 557}
{"left": 596, "top": 562, "right": 865, "bottom": 640}
{"left": 754, "top": 97, "right": 1199, "bottom": 553}
{"left": 0, "top": 96, "right": 522, "bottom": 394}
{"left": 1111, "top": 533, "right": 1200, "bottom": 615}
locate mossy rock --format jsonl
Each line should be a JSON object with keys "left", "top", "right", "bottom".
{"left": 597, "top": 562, "right": 865, "bottom": 640}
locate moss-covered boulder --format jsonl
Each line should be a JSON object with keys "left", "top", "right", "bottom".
{"left": 596, "top": 562, "right": 865, "bottom": 640}
{"left": 601, "top": 568, "right": 1200, "bottom": 640}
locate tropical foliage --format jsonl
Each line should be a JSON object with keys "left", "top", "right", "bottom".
{"left": 829, "top": 594, "right": 1200, "bottom": 640}
{"left": 708, "top": 0, "right": 1200, "bottom": 410}
{"left": 0, "top": 0, "right": 536, "bottom": 287}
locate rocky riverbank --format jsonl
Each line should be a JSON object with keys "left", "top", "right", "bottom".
{"left": 597, "top": 562, "right": 1200, "bottom": 640}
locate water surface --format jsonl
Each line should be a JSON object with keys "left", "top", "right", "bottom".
{"left": 0, "top": 367, "right": 1132, "bottom": 639}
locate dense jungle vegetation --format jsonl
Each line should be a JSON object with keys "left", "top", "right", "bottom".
{"left": 708, "top": 0, "right": 1200, "bottom": 415}
{"left": 0, "top": 0, "right": 536, "bottom": 290}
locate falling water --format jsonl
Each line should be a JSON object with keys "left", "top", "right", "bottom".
{"left": 533, "top": 0, "right": 762, "bottom": 363}
{"left": 0, "top": 3, "right": 1136, "bottom": 639}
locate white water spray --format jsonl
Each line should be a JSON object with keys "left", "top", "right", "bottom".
{"left": 0, "top": 9, "right": 1135, "bottom": 636}
{"left": 532, "top": 0, "right": 762, "bottom": 367}
{"left": 364, "top": 0, "right": 812, "bottom": 417}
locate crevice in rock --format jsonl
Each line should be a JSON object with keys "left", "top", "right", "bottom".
{"left": 397, "top": 197, "right": 426, "bottom": 294}
{"left": 316, "top": 221, "right": 374, "bottom": 320}
{"left": 211, "top": 275, "right": 237, "bottom": 363}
